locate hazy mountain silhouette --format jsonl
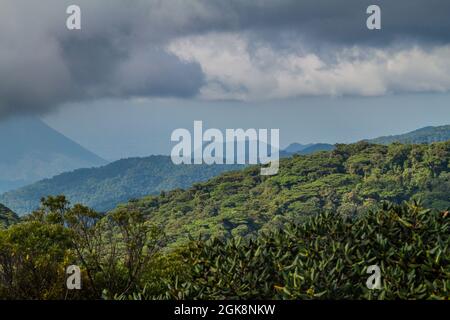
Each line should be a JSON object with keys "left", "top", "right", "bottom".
{"left": 283, "top": 143, "right": 313, "bottom": 153}
{"left": 0, "top": 117, "right": 106, "bottom": 193}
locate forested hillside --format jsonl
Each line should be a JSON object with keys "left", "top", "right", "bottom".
{"left": 0, "top": 156, "right": 241, "bottom": 215}
{"left": 4, "top": 124, "right": 450, "bottom": 216}
{"left": 115, "top": 141, "right": 450, "bottom": 246}
{"left": 1, "top": 143, "right": 331, "bottom": 215}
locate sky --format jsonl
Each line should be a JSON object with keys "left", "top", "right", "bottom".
{"left": 1, "top": 0, "right": 450, "bottom": 160}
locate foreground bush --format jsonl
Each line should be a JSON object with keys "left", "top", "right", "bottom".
{"left": 0, "top": 196, "right": 165, "bottom": 299}
{"left": 0, "top": 221, "right": 72, "bottom": 299}
{"left": 155, "top": 201, "right": 449, "bottom": 300}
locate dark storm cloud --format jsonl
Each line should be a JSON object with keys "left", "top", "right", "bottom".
{"left": 208, "top": 0, "right": 450, "bottom": 46}
{"left": 58, "top": 36, "right": 203, "bottom": 98}
{"left": 0, "top": 0, "right": 206, "bottom": 118}
{"left": 0, "top": 0, "right": 449, "bottom": 118}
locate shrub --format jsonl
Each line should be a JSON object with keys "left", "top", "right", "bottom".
{"left": 155, "top": 201, "right": 449, "bottom": 300}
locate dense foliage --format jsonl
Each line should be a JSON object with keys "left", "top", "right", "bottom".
{"left": 154, "top": 201, "right": 449, "bottom": 300}
{"left": 0, "top": 196, "right": 167, "bottom": 299}
{"left": 0, "top": 197, "right": 447, "bottom": 300}
{"left": 0, "top": 204, "right": 18, "bottom": 228}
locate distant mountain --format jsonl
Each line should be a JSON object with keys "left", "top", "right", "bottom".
{"left": 283, "top": 143, "right": 335, "bottom": 155}
{"left": 368, "top": 125, "right": 450, "bottom": 145}
{"left": 0, "top": 156, "right": 242, "bottom": 215}
{"left": 283, "top": 143, "right": 313, "bottom": 153}
{"left": 193, "top": 141, "right": 333, "bottom": 161}
{"left": 0, "top": 117, "right": 107, "bottom": 193}
{"left": 0, "top": 204, "right": 18, "bottom": 228}
{"left": 284, "top": 125, "right": 450, "bottom": 154}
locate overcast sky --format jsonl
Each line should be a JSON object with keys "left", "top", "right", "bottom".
{"left": 2, "top": 0, "right": 450, "bottom": 159}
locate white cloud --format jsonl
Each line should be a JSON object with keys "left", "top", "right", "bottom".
{"left": 168, "top": 32, "right": 450, "bottom": 100}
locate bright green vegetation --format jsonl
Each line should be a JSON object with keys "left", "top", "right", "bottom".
{"left": 0, "top": 204, "right": 19, "bottom": 228}
{"left": 0, "top": 156, "right": 242, "bottom": 215}
{"left": 0, "top": 141, "right": 449, "bottom": 300}
{"left": 115, "top": 141, "right": 450, "bottom": 247}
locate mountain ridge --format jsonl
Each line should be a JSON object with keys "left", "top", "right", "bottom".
{"left": 3, "top": 123, "right": 450, "bottom": 216}
{"left": 367, "top": 124, "right": 450, "bottom": 145}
